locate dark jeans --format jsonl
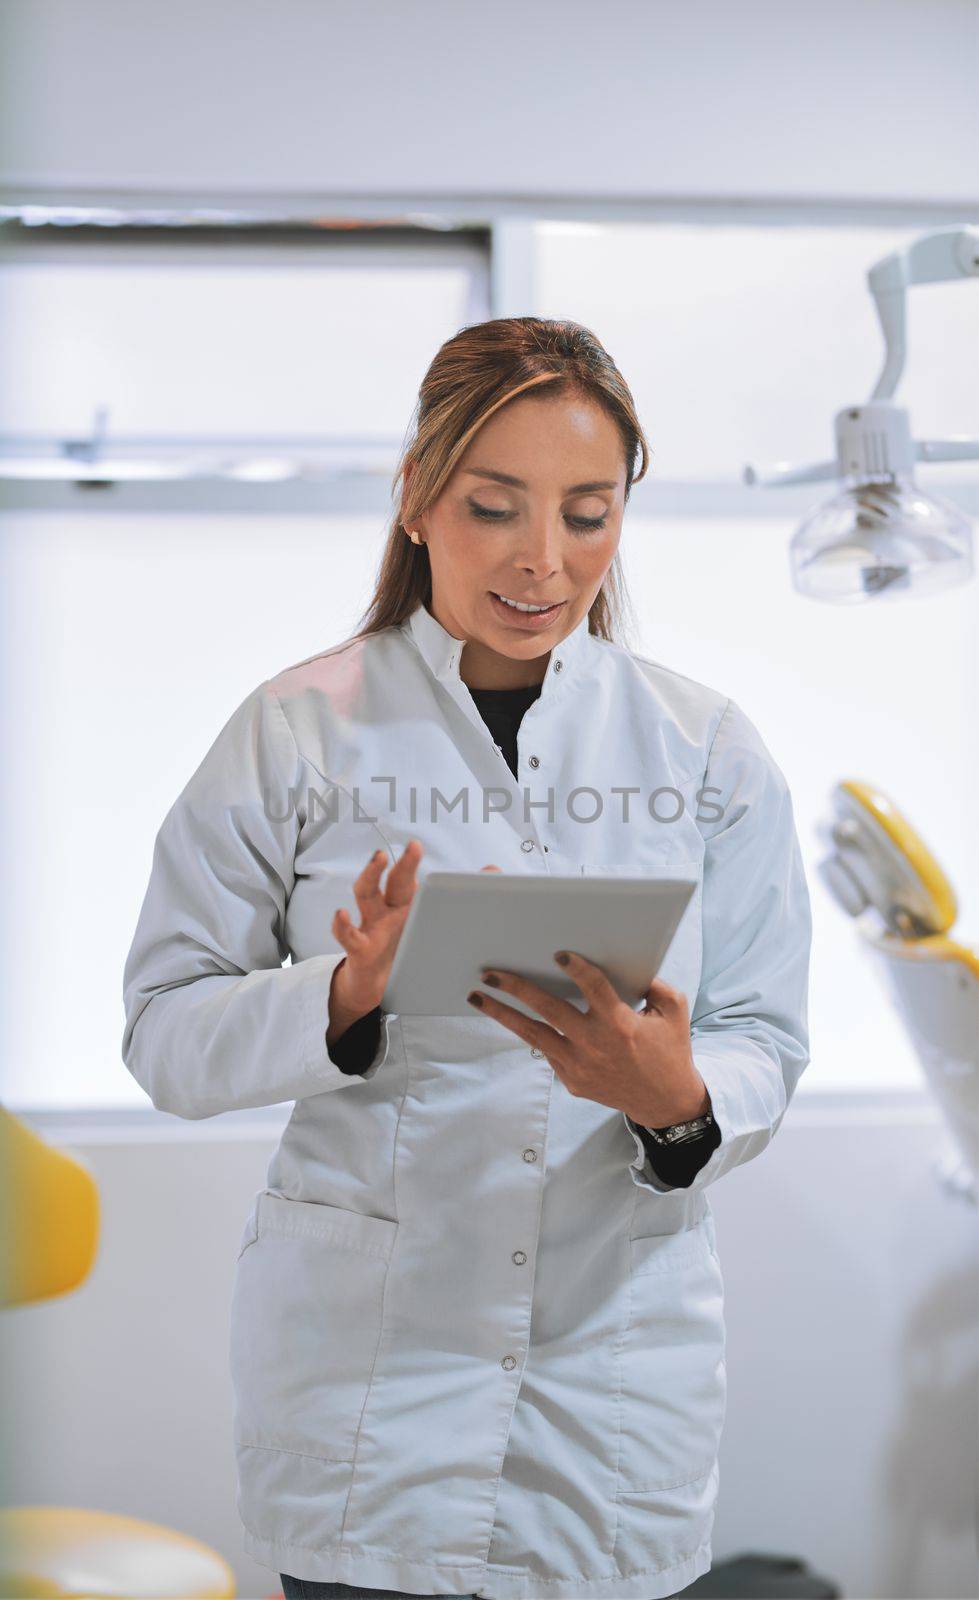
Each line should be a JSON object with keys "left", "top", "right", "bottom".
{"left": 279, "top": 1576, "right": 477, "bottom": 1599}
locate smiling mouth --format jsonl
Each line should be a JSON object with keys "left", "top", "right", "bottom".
{"left": 490, "top": 592, "right": 567, "bottom": 614}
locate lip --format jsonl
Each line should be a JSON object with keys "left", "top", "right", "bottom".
{"left": 489, "top": 591, "right": 568, "bottom": 630}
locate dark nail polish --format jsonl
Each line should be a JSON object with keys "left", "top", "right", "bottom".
{"left": 467, "top": 991, "right": 484, "bottom": 1007}
{"left": 555, "top": 951, "right": 570, "bottom": 966}
{"left": 482, "top": 972, "right": 501, "bottom": 986}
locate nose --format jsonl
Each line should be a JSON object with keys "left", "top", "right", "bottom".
{"left": 514, "top": 514, "right": 564, "bottom": 578}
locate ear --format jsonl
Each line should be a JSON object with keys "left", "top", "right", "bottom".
{"left": 399, "top": 458, "right": 417, "bottom": 533}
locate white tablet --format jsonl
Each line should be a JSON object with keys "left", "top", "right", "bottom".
{"left": 380, "top": 870, "right": 696, "bottom": 1019}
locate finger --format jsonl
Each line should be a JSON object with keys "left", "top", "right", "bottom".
{"left": 352, "top": 848, "right": 388, "bottom": 897}
{"left": 380, "top": 839, "right": 424, "bottom": 909}
{"left": 477, "top": 966, "right": 588, "bottom": 1040}
{"left": 480, "top": 864, "right": 502, "bottom": 872}
{"left": 332, "top": 905, "right": 373, "bottom": 953}
{"left": 551, "top": 949, "right": 622, "bottom": 1012}
{"left": 642, "top": 974, "right": 688, "bottom": 1016}
{"left": 644, "top": 974, "right": 685, "bottom": 1006}
{"left": 466, "top": 989, "right": 571, "bottom": 1064}
{"left": 350, "top": 849, "right": 396, "bottom": 927}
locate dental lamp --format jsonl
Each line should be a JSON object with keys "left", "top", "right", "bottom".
{"left": 744, "top": 226, "right": 979, "bottom": 603}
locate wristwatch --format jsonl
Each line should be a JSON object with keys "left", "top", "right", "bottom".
{"left": 642, "top": 1110, "right": 716, "bottom": 1147}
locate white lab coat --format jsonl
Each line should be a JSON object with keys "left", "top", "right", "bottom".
{"left": 122, "top": 599, "right": 811, "bottom": 1599}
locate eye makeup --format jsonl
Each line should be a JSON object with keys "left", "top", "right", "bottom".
{"left": 467, "top": 498, "right": 608, "bottom": 533}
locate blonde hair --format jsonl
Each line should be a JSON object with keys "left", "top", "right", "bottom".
{"left": 353, "top": 316, "right": 650, "bottom": 646}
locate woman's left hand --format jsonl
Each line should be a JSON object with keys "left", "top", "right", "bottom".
{"left": 466, "top": 951, "right": 711, "bottom": 1128}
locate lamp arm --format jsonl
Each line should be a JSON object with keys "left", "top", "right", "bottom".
{"left": 742, "top": 458, "right": 838, "bottom": 488}
{"left": 915, "top": 437, "right": 979, "bottom": 464}
{"left": 867, "top": 226, "right": 979, "bottom": 403}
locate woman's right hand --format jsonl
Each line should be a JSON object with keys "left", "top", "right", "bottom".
{"left": 327, "top": 841, "right": 501, "bottom": 1044}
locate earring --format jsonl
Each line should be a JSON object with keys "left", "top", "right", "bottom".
{"left": 407, "top": 529, "right": 422, "bottom": 545}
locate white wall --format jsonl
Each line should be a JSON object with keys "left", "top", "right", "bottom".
{"left": 3, "top": 1100, "right": 976, "bottom": 1600}
{"left": 0, "top": 0, "right": 977, "bottom": 207}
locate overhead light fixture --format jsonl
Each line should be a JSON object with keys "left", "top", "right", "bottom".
{"left": 744, "top": 226, "right": 979, "bottom": 603}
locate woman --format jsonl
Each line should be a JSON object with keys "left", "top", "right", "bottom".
{"left": 122, "top": 317, "right": 811, "bottom": 1600}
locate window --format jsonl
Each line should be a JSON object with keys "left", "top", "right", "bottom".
{"left": 0, "top": 223, "right": 491, "bottom": 479}
{"left": 0, "top": 222, "right": 491, "bottom": 1112}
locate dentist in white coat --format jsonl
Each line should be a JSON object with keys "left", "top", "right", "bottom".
{"left": 122, "top": 316, "right": 812, "bottom": 1600}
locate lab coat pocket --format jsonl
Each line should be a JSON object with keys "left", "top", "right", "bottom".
{"left": 229, "top": 1191, "right": 399, "bottom": 1462}
{"left": 617, "top": 1215, "right": 726, "bottom": 1494}
{"left": 580, "top": 857, "right": 703, "bottom": 1012}
{"left": 235, "top": 1203, "right": 259, "bottom": 1262}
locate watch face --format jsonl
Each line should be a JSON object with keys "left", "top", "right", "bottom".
{"left": 644, "top": 1113, "right": 714, "bottom": 1145}
{"left": 664, "top": 1116, "right": 712, "bottom": 1143}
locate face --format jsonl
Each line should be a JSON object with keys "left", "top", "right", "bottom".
{"left": 406, "top": 388, "right": 626, "bottom": 688}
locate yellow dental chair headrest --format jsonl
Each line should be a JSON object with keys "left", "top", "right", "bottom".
{"left": 819, "top": 778, "right": 958, "bottom": 938}
{"left": 0, "top": 1106, "right": 100, "bottom": 1309}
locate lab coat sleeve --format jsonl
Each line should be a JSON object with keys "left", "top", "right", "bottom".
{"left": 626, "top": 695, "right": 812, "bottom": 1194}
{"left": 121, "top": 680, "right": 394, "bottom": 1120}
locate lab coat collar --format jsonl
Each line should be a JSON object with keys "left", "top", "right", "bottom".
{"left": 401, "top": 598, "right": 594, "bottom": 704}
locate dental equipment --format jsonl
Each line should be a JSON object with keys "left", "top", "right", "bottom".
{"left": 745, "top": 226, "right": 979, "bottom": 603}
{"left": 818, "top": 779, "right": 978, "bottom": 1202}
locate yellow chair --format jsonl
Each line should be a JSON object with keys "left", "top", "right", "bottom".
{"left": 818, "top": 780, "right": 979, "bottom": 1198}
{"left": 0, "top": 1106, "right": 236, "bottom": 1598}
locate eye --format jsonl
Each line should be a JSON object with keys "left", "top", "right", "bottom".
{"left": 566, "top": 515, "right": 608, "bottom": 533}
{"left": 468, "top": 501, "right": 512, "bottom": 522}
{"left": 468, "top": 501, "right": 608, "bottom": 534}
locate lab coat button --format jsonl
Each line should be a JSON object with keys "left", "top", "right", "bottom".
{"left": 522, "top": 1148, "right": 538, "bottom": 1162}
{"left": 530, "top": 1047, "right": 543, "bottom": 1057}
{"left": 512, "top": 1250, "right": 527, "bottom": 1265}
{"left": 501, "top": 1354, "right": 518, "bottom": 1370}
{"left": 553, "top": 660, "right": 563, "bottom": 672}
{"left": 529, "top": 755, "right": 540, "bottom": 768}
{"left": 521, "top": 839, "right": 535, "bottom": 852}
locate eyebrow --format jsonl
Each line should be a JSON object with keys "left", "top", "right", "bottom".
{"left": 462, "top": 467, "right": 618, "bottom": 494}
